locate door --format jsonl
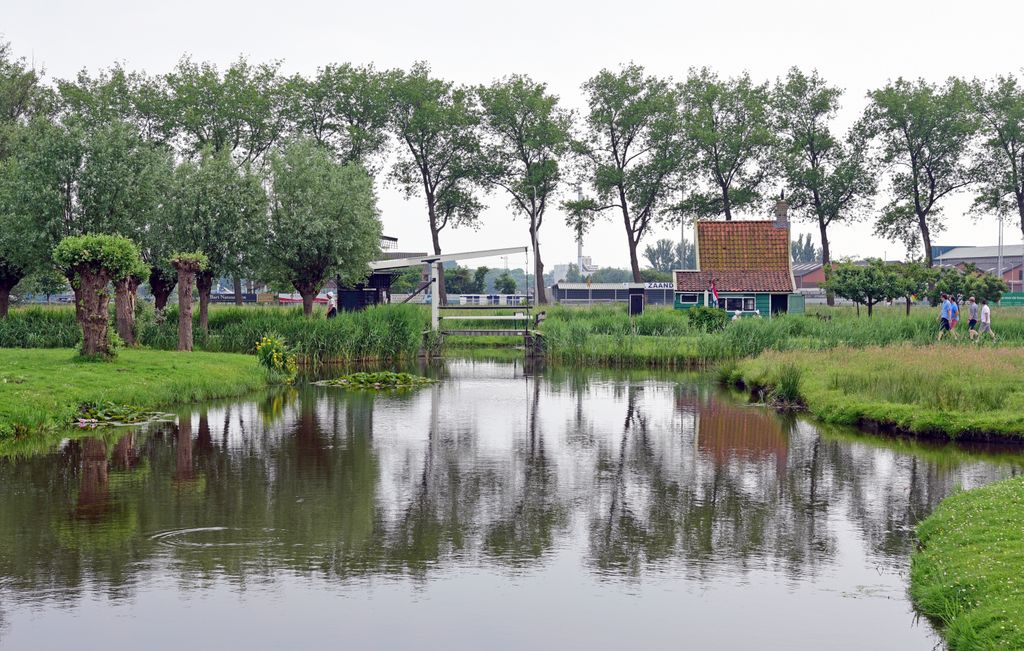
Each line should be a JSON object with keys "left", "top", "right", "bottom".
{"left": 770, "top": 294, "right": 788, "bottom": 315}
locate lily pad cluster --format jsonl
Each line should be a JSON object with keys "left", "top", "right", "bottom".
{"left": 315, "top": 371, "right": 435, "bottom": 390}
{"left": 77, "top": 401, "right": 173, "bottom": 427}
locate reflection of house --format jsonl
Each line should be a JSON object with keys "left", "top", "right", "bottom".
{"left": 696, "top": 401, "right": 788, "bottom": 474}
{"left": 673, "top": 199, "right": 804, "bottom": 316}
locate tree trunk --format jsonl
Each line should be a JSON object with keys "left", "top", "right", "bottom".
{"left": 429, "top": 224, "right": 446, "bottom": 304}
{"left": 196, "top": 271, "right": 213, "bottom": 335}
{"left": 918, "top": 212, "right": 933, "bottom": 267}
{"left": 617, "top": 199, "right": 643, "bottom": 283}
{"left": 906, "top": 296, "right": 912, "bottom": 316}
{"left": 114, "top": 276, "right": 139, "bottom": 346}
{"left": 819, "top": 219, "right": 834, "bottom": 307}
{"left": 0, "top": 278, "right": 16, "bottom": 318}
{"left": 867, "top": 300, "right": 874, "bottom": 318}
{"left": 149, "top": 267, "right": 176, "bottom": 312}
{"left": 77, "top": 269, "right": 113, "bottom": 357}
{"left": 721, "top": 183, "right": 733, "bottom": 221}
{"left": 531, "top": 223, "right": 547, "bottom": 305}
{"left": 233, "top": 276, "right": 244, "bottom": 306}
{"left": 295, "top": 281, "right": 317, "bottom": 317}
{"left": 175, "top": 268, "right": 195, "bottom": 352}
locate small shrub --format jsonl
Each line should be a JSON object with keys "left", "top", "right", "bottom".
{"left": 255, "top": 334, "right": 298, "bottom": 383}
{"left": 686, "top": 306, "right": 728, "bottom": 333}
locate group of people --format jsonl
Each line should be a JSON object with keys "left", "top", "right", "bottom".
{"left": 938, "top": 294, "right": 996, "bottom": 342}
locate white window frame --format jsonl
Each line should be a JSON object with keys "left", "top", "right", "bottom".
{"left": 676, "top": 293, "right": 699, "bottom": 305}
{"left": 724, "top": 296, "right": 756, "bottom": 312}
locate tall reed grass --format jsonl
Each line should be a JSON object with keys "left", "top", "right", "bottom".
{"left": 1, "top": 304, "right": 427, "bottom": 363}
{"left": 539, "top": 304, "right": 1024, "bottom": 366}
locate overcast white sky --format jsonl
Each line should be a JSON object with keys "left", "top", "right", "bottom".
{"left": 5, "top": 0, "right": 1023, "bottom": 271}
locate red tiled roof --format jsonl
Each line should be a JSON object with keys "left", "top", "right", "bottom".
{"left": 697, "top": 221, "right": 790, "bottom": 272}
{"left": 675, "top": 270, "right": 794, "bottom": 293}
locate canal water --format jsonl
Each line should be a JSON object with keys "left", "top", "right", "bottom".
{"left": 1, "top": 360, "right": 1021, "bottom": 650}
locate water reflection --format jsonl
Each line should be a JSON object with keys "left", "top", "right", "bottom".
{"left": 1, "top": 361, "right": 1022, "bottom": 650}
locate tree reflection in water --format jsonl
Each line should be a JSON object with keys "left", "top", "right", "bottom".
{"left": 0, "top": 360, "right": 1021, "bottom": 605}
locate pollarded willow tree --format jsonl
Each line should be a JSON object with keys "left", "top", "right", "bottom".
{"left": 388, "top": 62, "right": 485, "bottom": 303}
{"left": 861, "top": 77, "right": 978, "bottom": 267}
{"left": 169, "top": 252, "right": 208, "bottom": 352}
{"left": 567, "top": 64, "right": 684, "bottom": 282}
{"left": 52, "top": 234, "right": 144, "bottom": 357}
{"left": 678, "top": 68, "right": 776, "bottom": 221}
{"left": 478, "top": 75, "right": 572, "bottom": 304}
{"left": 972, "top": 74, "right": 1024, "bottom": 245}
{"left": 168, "top": 147, "right": 267, "bottom": 333}
{"left": 263, "top": 138, "right": 381, "bottom": 316}
{"left": 773, "top": 68, "right": 877, "bottom": 305}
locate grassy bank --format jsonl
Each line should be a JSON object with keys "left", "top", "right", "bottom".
{"left": 0, "top": 348, "right": 265, "bottom": 440}
{"left": 729, "top": 346, "right": 1024, "bottom": 440}
{"left": 911, "top": 476, "right": 1024, "bottom": 649}
{"left": 539, "top": 304, "right": 1024, "bottom": 366}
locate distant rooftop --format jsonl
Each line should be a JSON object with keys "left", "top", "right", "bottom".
{"left": 937, "top": 244, "right": 1024, "bottom": 260}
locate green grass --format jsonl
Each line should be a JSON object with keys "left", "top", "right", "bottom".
{"left": 911, "top": 476, "right": 1024, "bottom": 649}
{"left": 538, "top": 303, "right": 1024, "bottom": 367}
{"left": 731, "top": 346, "right": 1024, "bottom": 439}
{"left": 0, "top": 348, "right": 265, "bottom": 442}
{"left": 1, "top": 303, "right": 428, "bottom": 363}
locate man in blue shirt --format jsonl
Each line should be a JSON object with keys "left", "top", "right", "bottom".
{"left": 937, "top": 293, "right": 952, "bottom": 340}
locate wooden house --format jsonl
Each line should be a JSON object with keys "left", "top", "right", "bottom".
{"left": 673, "top": 199, "right": 804, "bottom": 316}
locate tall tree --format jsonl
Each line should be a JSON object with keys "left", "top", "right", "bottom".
{"left": 74, "top": 120, "right": 173, "bottom": 339}
{"left": 678, "top": 68, "right": 776, "bottom": 221}
{"left": 58, "top": 65, "right": 168, "bottom": 143}
{"left": 773, "top": 68, "right": 876, "bottom": 304}
{"left": 972, "top": 74, "right": 1024, "bottom": 245}
{"left": 790, "top": 233, "right": 822, "bottom": 264}
{"left": 168, "top": 148, "right": 267, "bottom": 331}
{"left": 567, "top": 64, "right": 683, "bottom": 282}
{"left": 163, "top": 57, "right": 286, "bottom": 165}
{"left": 861, "top": 78, "right": 978, "bottom": 266}
{"left": 388, "top": 63, "right": 484, "bottom": 303}
{"left": 643, "top": 238, "right": 677, "bottom": 273}
{"left": 478, "top": 75, "right": 572, "bottom": 304}
{"left": 263, "top": 139, "right": 381, "bottom": 316}
{"left": 675, "top": 237, "right": 696, "bottom": 270}
{"left": 0, "top": 40, "right": 52, "bottom": 157}
{"left": 0, "top": 118, "right": 82, "bottom": 315}
{"left": 284, "top": 64, "right": 391, "bottom": 170}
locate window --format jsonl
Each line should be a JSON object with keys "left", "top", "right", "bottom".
{"left": 677, "top": 293, "right": 699, "bottom": 304}
{"left": 724, "top": 296, "right": 756, "bottom": 312}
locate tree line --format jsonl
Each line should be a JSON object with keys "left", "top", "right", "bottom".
{"left": 2, "top": 41, "right": 1024, "bottom": 315}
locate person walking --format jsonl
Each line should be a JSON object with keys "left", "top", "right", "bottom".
{"left": 967, "top": 297, "right": 979, "bottom": 340}
{"left": 976, "top": 299, "right": 996, "bottom": 342}
{"left": 937, "top": 293, "right": 952, "bottom": 341}
{"left": 949, "top": 297, "right": 960, "bottom": 339}
{"left": 326, "top": 292, "right": 338, "bottom": 319}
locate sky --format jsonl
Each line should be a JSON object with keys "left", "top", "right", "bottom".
{"left": 4, "top": 0, "right": 1023, "bottom": 271}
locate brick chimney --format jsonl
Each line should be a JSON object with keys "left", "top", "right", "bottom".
{"left": 773, "top": 190, "right": 789, "bottom": 229}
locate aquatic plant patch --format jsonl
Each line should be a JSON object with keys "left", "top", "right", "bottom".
{"left": 76, "top": 401, "right": 174, "bottom": 427}
{"left": 316, "top": 371, "right": 435, "bottom": 390}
